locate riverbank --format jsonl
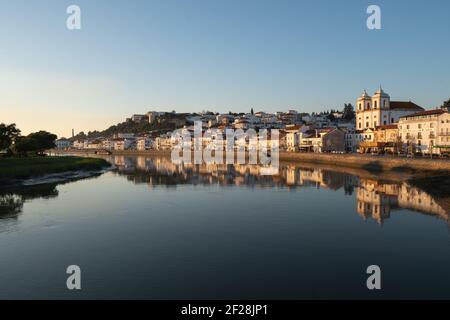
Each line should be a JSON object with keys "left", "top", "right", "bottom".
{"left": 279, "top": 152, "right": 450, "bottom": 172}
{"left": 52, "top": 149, "right": 450, "bottom": 172}
{"left": 0, "top": 156, "right": 111, "bottom": 182}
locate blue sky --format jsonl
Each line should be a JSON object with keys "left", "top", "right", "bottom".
{"left": 1, "top": 0, "right": 449, "bottom": 137}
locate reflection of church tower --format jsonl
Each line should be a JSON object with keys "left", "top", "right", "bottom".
{"left": 356, "top": 180, "right": 394, "bottom": 224}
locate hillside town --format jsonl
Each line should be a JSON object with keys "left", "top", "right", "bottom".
{"left": 56, "top": 87, "right": 450, "bottom": 157}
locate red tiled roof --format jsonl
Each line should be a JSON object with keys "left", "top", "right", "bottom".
{"left": 390, "top": 101, "right": 424, "bottom": 111}
{"left": 400, "top": 108, "right": 446, "bottom": 118}
{"left": 376, "top": 124, "right": 398, "bottom": 130}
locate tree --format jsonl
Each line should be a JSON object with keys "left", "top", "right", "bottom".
{"left": 14, "top": 131, "right": 57, "bottom": 155}
{"left": 251, "top": 108, "right": 254, "bottom": 115}
{"left": 327, "top": 113, "right": 336, "bottom": 121}
{"left": 14, "top": 136, "right": 35, "bottom": 156}
{"left": 0, "top": 123, "right": 21, "bottom": 154}
{"left": 440, "top": 98, "right": 450, "bottom": 110}
{"left": 342, "top": 104, "right": 355, "bottom": 121}
{"left": 28, "top": 131, "right": 57, "bottom": 153}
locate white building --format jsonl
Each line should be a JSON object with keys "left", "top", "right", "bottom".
{"left": 73, "top": 140, "right": 87, "bottom": 149}
{"left": 356, "top": 87, "right": 424, "bottom": 130}
{"left": 102, "top": 139, "right": 115, "bottom": 150}
{"left": 285, "top": 125, "right": 303, "bottom": 152}
{"left": 344, "top": 130, "right": 364, "bottom": 153}
{"left": 86, "top": 140, "right": 102, "bottom": 149}
{"left": 136, "top": 137, "right": 153, "bottom": 151}
{"left": 131, "top": 114, "right": 146, "bottom": 122}
{"left": 398, "top": 109, "right": 448, "bottom": 155}
{"left": 114, "top": 138, "right": 133, "bottom": 151}
{"left": 147, "top": 111, "right": 167, "bottom": 124}
{"left": 155, "top": 133, "right": 173, "bottom": 150}
{"left": 116, "top": 133, "right": 135, "bottom": 139}
{"left": 55, "top": 139, "right": 71, "bottom": 149}
{"left": 437, "top": 111, "right": 450, "bottom": 154}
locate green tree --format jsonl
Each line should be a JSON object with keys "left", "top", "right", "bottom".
{"left": 14, "top": 131, "right": 57, "bottom": 155}
{"left": 28, "top": 131, "right": 57, "bottom": 153}
{"left": 342, "top": 103, "right": 355, "bottom": 121}
{"left": 440, "top": 98, "right": 450, "bottom": 110}
{"left": 0, "top": 123, "right": 21, "bottom": 154}
{"left": 14, "top": 136, "right": 35, "bottom": 156}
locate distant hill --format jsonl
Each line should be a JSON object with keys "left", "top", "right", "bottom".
{"left": 71, "top": 113, "right": 191, "bottom": 141}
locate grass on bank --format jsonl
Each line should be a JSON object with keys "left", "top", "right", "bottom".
{"left": 0, "top": 156, "right": 110, "bottom": 180}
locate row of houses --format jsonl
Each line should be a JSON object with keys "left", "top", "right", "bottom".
{"left": 128, "top": 109, "right": 349, "bottom": 131}
{"left": 56, "top": 87, "right": 450, "bottom": 156}
{"left": 356, "top": 108, "right": 450, "bottom": 155}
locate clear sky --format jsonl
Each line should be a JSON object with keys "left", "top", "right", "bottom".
{"left": 1, "top": 0, "right": 449, "bottom": 137}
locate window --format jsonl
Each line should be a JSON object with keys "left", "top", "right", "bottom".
{"left": 407, "top": 125, "right": 410, "bottom": 129}
{"left": 383, "top": 100, "right": 386, "bottom": 107}
{"left": 418, "top": 124, "right": 422, "bottom": 129}
{"left": 374, "top": 101, "right": 377, "bottom": 109}
{"left": 366, "top": 122, "right": 369, "bottom": 127}
{"left": 367, "top": 103, "right": 370, "bottom": 109}
{"left": 359, "top": 123, "right": 362, "bottom": 129}
{"left": 391, "top": 118, "right": 394, "bottom": 123}
{"left": 374, "top": 121, "right": 377, "bottom": 127}
{"left": 383, "top": 121, "right": 387, "bottom": 125}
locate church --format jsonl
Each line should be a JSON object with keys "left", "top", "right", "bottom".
{"left": 356, "top": 87, "right": 424, "bottom": 131}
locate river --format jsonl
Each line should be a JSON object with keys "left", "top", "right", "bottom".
{"left": 0, "top": 155, "right": 449, "bottom": 299}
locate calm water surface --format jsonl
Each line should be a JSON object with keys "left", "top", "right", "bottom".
{"left": 0, "top": 155, "right": 449, "bottom": 299}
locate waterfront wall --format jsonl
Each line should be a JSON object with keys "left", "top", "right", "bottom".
{"left": 52, "top": 149, "right": 450, "bottom": 172}
{"left": 279, "top": 152, "right": 450, "bottom": 172}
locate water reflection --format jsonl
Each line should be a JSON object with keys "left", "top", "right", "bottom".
{"left": 0, "top": 173, "right": 102, "bottom": 223}
{"left": 0, "top": 184, "right": 59, "bottom": 233}
{"left": 110, "top": 155, "right": 449, "bottom": 225}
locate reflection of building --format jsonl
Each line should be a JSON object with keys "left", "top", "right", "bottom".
{"left": 111, "top": 155, "right": 448, "bottom": 225}
{"left": 356, "top": 179, "right": 447, "bottom": 224}
{"left": 356, "top": 180, "right": 398, "bottom": 223}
